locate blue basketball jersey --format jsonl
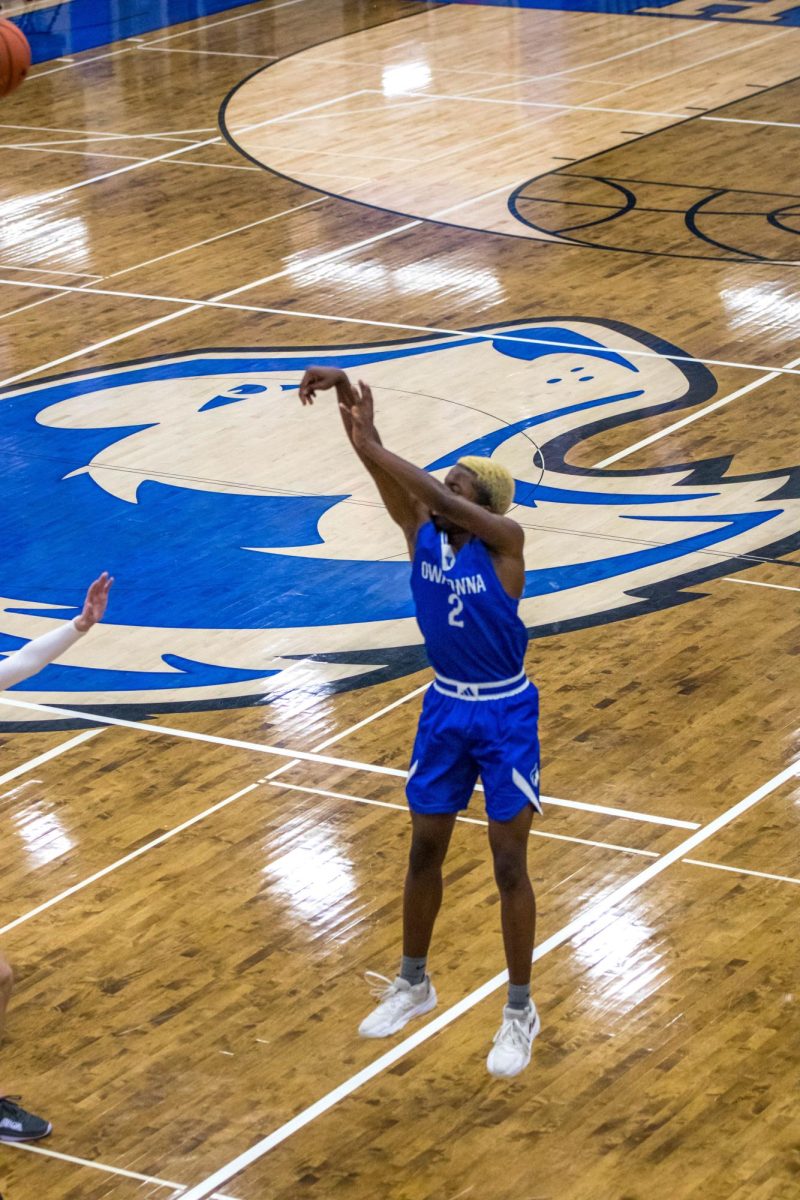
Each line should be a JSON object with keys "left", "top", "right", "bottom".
{"left": 410, "top": 521, "right": 528, "bottom": 684}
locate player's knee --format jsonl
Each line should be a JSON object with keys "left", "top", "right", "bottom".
{"left": 408, "top": 834, "right": 445, "bottom": 876}
{"left": 493, "top": 850, "right": 527, "bottom": 893}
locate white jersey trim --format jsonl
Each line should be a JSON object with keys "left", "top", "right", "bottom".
{"left": 432, "top": 673, "right": 532, "bottom": 702}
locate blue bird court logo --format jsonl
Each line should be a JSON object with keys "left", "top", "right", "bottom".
{"left": 1, "top": 318, "right": 798, "bottom": 723}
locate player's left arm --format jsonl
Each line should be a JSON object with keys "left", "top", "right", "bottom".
{"left": 348, "top": 381, "right": 523, "bottom": 559}
{"left": 0, "top": 573, "right": 113, "bottom": 691}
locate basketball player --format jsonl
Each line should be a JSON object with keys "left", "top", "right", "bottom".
{"left": 299, "top": 367, "right": 541, "bottom": 1078}
{"left": 0, "top": 572, "right": 113, "bottom": 1141}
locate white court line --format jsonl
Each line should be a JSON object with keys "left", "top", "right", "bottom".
{"left": 0, "top": 782, "right": 260, "bottom": 938}
{"left": 0, "top": 291, "right": 66, "bottom": 323}
{"left": 1, "top": 144, "right": 144, "bottom": 163}
{"left": 0, "top": 302, "right": 207, "bottom": 392}
{"left": 1, "top": 135, "right": 144, "bottom": 148}
{"left": 376, "top": 88, "right": 800, "bottom": 134}
{"left": 0, "top": 262, "right": 102, "bottom": 279}
{"left": 175, "top": 755, "right": 800, "bottom": 1200}
{"left": 5, "top": 1142, "right": 239, "bottom": 1200}
{"left": 3, "top": 269, "right": 799, "bottom": 391}
{"left": 471, "top": 23, "right": 711, "bottom": 93}
{"left": 98, "top": 198, "right": 325, "bottom": 283}
{"left": 268, "top": 782, "right": 661, "bottom": 858}
{"left": 0, "top": 122, "right": 215, "bottom": 142}
{"left": 226, "top": 90, "right": 370, "bottom": 137}
{"left": 1, "top": 681, "right": 428, "bottom": 938}
{"left": 584, "top": 30, "right": 785, "bottom": 104}
{"left": 142, "top": 0, "right": 310, "bottom": 44}
{"left": 168, "top": 159, "right": 263, "bottom": 172}
{"left": 0, "top": 727, "right": 102, "bottom": 789}
{"left": 0, "top": 91, "right": 364, "bottom": 210}
{"left": 257, "top": 681, "right": 431, "bottom": 787}
{"left": 0, "top": 132, "right": 221, "bottom": 205}
{"left": 479, "top": 789, "right": 697, "bottom": 828}
{"left": 139, "top": 46, "right": 279, "bottom": 61}
{"left": 364, "top": 88, "right": 687, "bottom": 123}
{"left": 683, "top": 859, "right": 800, "bottom": 886}
{"left": 0, "top": 693, "right": 693, "bottom": 829}
{"left": 722, "top": 576, "right": 800, "bottom": 594}
{"left": 29, "top": 47, "right": 134, "bottom": 80}
{"left": 704, "top": 116, "right": 800, "bottom": 130}
{"left": 594, "top": 354, "right": 800, "bottom": 468}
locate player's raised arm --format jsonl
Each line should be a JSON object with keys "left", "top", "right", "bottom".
{"left": 299, "top": 365, "right": 426, "bottom": 552}
{"left": 347, "top": 380, "right": 523, "bottom": 559}
{"left": 0, "top": 572, "right": 113, "bottom": 691}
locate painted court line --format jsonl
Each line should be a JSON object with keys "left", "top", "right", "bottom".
{"left": 175, "top": 756, "right": 800, "bottom": 1200}
{"left": 273, "top": 783, "right": 800, "bottom": 883}
{"left": 0, "top": 727, "right": 102, "bottom": 790}
{"left": 0, "top": 291, "right": 66, "bottom": 323}
{"left": 0, "top": 261, "right": 102, "bottom": 279}
{"left": 703, "top": 115, "right": 800, "bottom": 131}
{"left": 1, "top": 144, "right": 143, "bottom": 163}
{"left": 389, "top": 89, "right": 800, "bottom": 134}
{"left": 258, "top": 680, "right": 431, "bottom": 791}
{"left": 0, "top": 783, "right": 260, "bottom": 938}
{"left": 29, "top": 46, "right": 134, "bottom": 80}
{"left": 471, "top": 23, "right": 710, "bottom": 92}
{"left": 0, "top": 121, "right": 209, "bottom": 143}
{"left": 0, "top": 692, "right": 695, "bottom": 828}
{"left": 141, "top": 0, "right": 309, "bottom": 44}
{"left": 2, "top": 267, "right": 798, "bottom": 393}
{"left": 0, "top": 90, "right": 361, "bottom": 210}
{"left": 268, "top": 781, "right": 661, "bottom": 858}
{"left": 368, "top": 87, "right": 686, "bottom": 123}
{"left": 722, "top": 576, "right": 800, "bottom": 594}
{"left": 139, "top": 46, "right": 278, "bottom": 60}
{"left": 1, "top": 153, "right": 798, "bottom": 392}
{"left": 683, "top": 859, "right": 800, "bottom": 886}
{"left": 0, "top": 680, "right": 427, "bottom": 950}
{"left": 5, "top": 1142, "right": 239, "bottom": 1200}
{"left": 594, "top": 354, "right": 800, "bottom": 468}
{"left": 97, "top": 198, "right": 325, "bottom": 283}
{"left": 3, "top": 133, "right": 185, "bottom": 148}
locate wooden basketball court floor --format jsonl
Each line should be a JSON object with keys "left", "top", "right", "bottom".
{"left": 0, "top": 0, "right": 798, "bottom": 1196}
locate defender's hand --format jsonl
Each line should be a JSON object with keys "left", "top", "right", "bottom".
{"left": 74, "top": 572, "right": 113, "bottom": 632}
{"left": 299, "top": 365, "right": 344, "bottom": 406}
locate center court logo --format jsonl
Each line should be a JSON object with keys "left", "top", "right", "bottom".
{"left": 0, "top": 317, "right": 797, "bottom": 723}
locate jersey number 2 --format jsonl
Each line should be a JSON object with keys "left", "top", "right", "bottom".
{"left": 448, "top": 594, "right": 465, "bottom": 628}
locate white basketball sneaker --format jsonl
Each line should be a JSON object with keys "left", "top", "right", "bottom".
{"left": 486, "top": 1002, "right": 541, "bottom": 1078}
{"left": 358, "top": 972, "right": 437, "bottom": 1038}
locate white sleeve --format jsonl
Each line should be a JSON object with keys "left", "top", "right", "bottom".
{"left": 0, "top": 619, "right": 86, "bottom": 690}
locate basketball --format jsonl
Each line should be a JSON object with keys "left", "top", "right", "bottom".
{"left": 0, "top": 18, "right": 30, "bottom": 99}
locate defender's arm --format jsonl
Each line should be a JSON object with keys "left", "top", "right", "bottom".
{"left": 0, "top": 573, "right": 113, "bottom": 690}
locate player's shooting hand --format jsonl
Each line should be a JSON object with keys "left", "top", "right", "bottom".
{"left": 74, "top": 572, "right": 113, "bottom": 632}
{"left": 298, "top": 365, "right": 344, "bottom": 406}
{"left": 345, "top": 381, "right": 379, "bottom": 451}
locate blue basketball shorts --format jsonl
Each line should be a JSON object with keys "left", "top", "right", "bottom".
{"left": 406, "top": 684, "right": 541, "bottom": 823}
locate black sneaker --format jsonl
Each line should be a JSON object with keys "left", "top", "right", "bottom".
{"left": 0, "top": 1096, "right": 52, "bottom": 1141}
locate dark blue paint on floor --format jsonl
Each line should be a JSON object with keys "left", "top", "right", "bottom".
{"left": 425, "top": 0, "right": 800, "bottom": 24}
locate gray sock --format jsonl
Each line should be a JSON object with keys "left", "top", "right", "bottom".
{"left": 507, "top": 983, "right": 531, "bottom": 1011}
{"left": 400, "top": 955, "right": 427, "bottom": 987}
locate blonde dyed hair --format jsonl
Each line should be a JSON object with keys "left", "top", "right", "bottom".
{"left": 457, "top": 456, "right": 515, "bottom": 515}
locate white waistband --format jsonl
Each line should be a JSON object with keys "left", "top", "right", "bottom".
{"left": 433, "top": 669, "right": 531, "bottom": 701}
